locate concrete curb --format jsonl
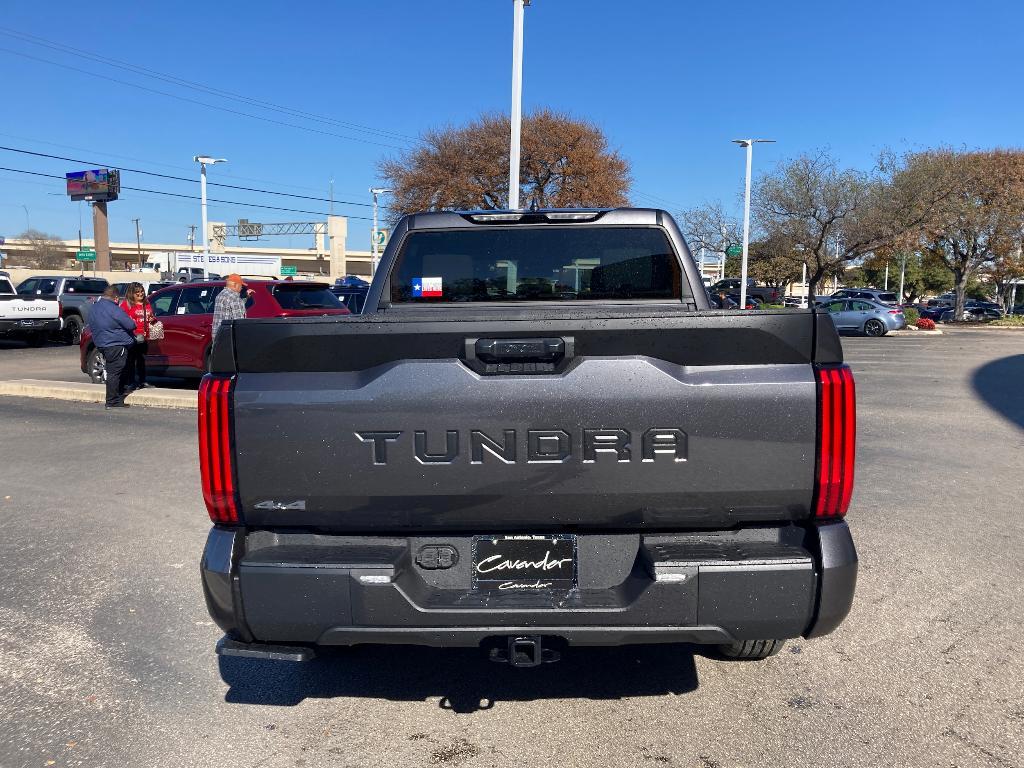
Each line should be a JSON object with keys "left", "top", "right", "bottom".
{"left": 889, "top": 328, "right": 943, "bottom": 336}
{"left": 0, "top": 379, "right": 197, "bottom": 409}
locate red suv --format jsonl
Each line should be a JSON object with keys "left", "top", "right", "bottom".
{"left": 81, "top": 280, "right": 349, "bottom": 382}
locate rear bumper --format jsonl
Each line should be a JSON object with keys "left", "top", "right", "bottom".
{"left": 201, "top": 521, "right": 857, "bottom": 649}
{"left": 0, "top": 318, "right": 61, "bottom": 335}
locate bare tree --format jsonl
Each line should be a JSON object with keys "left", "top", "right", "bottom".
{"left": 380, "top": 109, "right": 630, "bottom": 221}
{"left": 754, "top": 150, "right": 950, "bottom": 301}
{"left": 18, "top": 229, "right": 68, "bottom": 269}
{"left": 903, "top": 149, "right": 1024, "bottom": 319}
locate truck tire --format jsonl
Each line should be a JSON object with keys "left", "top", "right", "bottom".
{"left": 63, "top": 316, "right": 84, "bottom": 345}
{"left": 717, "top": 639, "right": 785, "bottom": 660}
{"left": 87, "top": 348, "right": 106, "bottom": 384}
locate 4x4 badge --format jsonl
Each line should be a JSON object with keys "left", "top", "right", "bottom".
{"left": 254, "top": 500, "right": 307, "bottom": 511}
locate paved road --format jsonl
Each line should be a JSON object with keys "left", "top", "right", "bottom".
{"left": 0, "top": 339, "right": 194, "bottom": 389}
{"left": 1, "top": 330, "right": 1022, "bottom": 768}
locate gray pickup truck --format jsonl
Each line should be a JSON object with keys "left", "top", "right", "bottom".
{"left": 16, "top": 275, "right": 109, "bottom": 344}
{"left": 200, "top": 208, "right": 857, "bottom": 668}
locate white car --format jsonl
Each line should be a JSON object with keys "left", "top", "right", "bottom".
{"left": 0, "top": 275, "right": 62, "bottom": 346}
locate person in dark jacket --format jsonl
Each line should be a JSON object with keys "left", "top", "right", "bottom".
{"left": 87, "top": 286, "right": 137, "bottom": 408}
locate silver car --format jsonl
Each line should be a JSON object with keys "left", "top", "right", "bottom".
{"left": 820, "top": 298, "right": 907, "bottom": 336}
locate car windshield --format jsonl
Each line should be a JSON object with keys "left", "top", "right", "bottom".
{"left": 389, "top": 226, "right": 684, "bottom": 303}
{"left": 877, "top": 293, "right": 898, "bottom": 303}
{"left": 272, "top": 285, "right": 345, "bottom": 310}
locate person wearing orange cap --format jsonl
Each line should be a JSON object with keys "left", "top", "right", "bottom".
{"left": 211, "top": 273, "right": 248, "bottom": 344}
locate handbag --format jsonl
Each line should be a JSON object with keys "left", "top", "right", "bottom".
{"left": 148, "top": 320, "right": 165, "bottom": 341}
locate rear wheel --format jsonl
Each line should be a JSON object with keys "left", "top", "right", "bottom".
{"left": 864, "top": 318, "right": 887, "bottom": 337}
{"left": 717, "top": 639, "right": 785, "bottom": 660}
{"left": 63, "top": 316, "right": 84, "bottom": 345}
{"left": 87, "top": 348, "right": 106, "bottom": 384}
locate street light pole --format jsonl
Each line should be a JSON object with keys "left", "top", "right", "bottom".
{"left": 370, "top": 187, "right": 393, "bottom": 276}
{"left": 508, "top": 0, "right": 530, "bottom": 210}
{"left": 132, "top": 218, "right": 143, "bottom": 269}
{"left": 194, "top": 156, "right": 227, "bottom": 279}
{"left": 21, "top": 204, "right": 30, "bottom": 232}
{"left": 898, "top": 252, "right": 908, "bottom": 303}
{"left": 732, "top": 139, "right": 775, "bottom": 309}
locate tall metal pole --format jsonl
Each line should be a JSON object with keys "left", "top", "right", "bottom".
{"left": 21, "top": 204, "right": 30, "bottom": 232}
{"left": 801, "top": 262, "right": 808, "bottom": 307}
{"left": 739, "top": 141, "right": 753, "bottom": 309}
{"left": 199, "top": 163, "right": 209, "bottom": 279}
{"left": 371, "top": 189, "right": 379, "bottom": 276}
{"left": 132, "top": 218, "right": 142, "bottom": 268}
{"left": 898, "top": 252, "right": 907, "bottom": 303}
{"left": 884, "top": 263, "right": 889, "bottom": 290}
{"left": 508, "top": 0, "right": 527, "bottom": 210}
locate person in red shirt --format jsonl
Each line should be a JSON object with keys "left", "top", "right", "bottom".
{"left": 119, "top": 282, "right": 154, "bottom": 390}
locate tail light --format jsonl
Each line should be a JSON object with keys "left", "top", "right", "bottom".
{"left": 58, "top": 300, "right": 64, "bottom": 317}
{"left": 198, "top": 375, "right": 240, "bottom": 524}
{"left": 813, "top": 365, "right": 856, "bottom": 518}
{"left": 888, "top": 309, "right": 902, "bottom": 315}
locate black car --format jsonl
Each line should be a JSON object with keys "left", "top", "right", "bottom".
{"left": 329, "top": 284, "right": 368, "bottom": 314}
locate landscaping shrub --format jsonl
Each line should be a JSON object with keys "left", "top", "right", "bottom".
{"left": 989, "top": 315, "right": 1024, "bottom": 327}
{"left": 916, "top": 318, "right": 936, "bottom": 330}
{"left": 902, "top": 307, "right": 920, "bottom": 325}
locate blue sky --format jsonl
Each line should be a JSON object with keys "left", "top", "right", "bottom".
{"left": 1, "top": 0, "right": 1022, "bottom": 251}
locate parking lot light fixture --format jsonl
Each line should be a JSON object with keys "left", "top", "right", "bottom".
{"left": 732, "top": 139, "right": 775, "bottom": 309}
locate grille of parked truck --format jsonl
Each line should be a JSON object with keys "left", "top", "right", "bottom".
{"left": 199, "top": 208, "right": 858, "bottom": 667}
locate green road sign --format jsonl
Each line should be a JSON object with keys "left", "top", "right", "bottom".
{"left": 76, "top": 249, "right": 97, "bottom": 262}
{"left": 725, "top": 245, "right": 743, "bottom": 258}
{"left": 373, "top": 229, "right": 389, "bottom": 247}
{"left": 280, "top": 265, "right": 298, "bottom": 276}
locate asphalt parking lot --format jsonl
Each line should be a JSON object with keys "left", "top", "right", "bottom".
{"left": 1, "top": 330, "right": 1022, "bottom": 768}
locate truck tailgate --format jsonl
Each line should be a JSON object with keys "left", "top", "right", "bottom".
{"left": 225, "top": 308, "right": 836, "bottom": 532}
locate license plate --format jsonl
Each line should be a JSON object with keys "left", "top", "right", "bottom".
{"left": 473, "top": 535, "right": 576, "bottom": 591}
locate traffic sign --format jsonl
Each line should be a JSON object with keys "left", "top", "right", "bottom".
{"left": 373, "top": 229, "right": 389, "bottom": 248}
{"left": 280, "top": 265, "right": 298, "bottom": 276}
{"left": 725, "top": 245, "right": 743, "bottom": 258}
{"left": 76, "top": 248, "right": 97, "bottom": 262}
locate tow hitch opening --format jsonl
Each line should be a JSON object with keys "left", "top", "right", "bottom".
{"left": 488, "top": 635, "right": 561, "bottom": 667}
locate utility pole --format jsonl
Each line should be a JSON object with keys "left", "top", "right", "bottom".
{"left": 508, "top": 0, "right": 530, "bottom": 210}
{"left": 884, "top": 262, "right": 889, "bottom": 290}
{"left": 132, "top": 218, "right": 143, "bottom": 269}
{"left": 187, "top": 225, "right": 197, "bottom": 251}
{"left": 330, "top": 179, "right": 335, "bottom": 216}
{"left": 732, "top": 139, "right": 775, "bottom": 309}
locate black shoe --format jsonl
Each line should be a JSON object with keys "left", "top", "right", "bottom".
{"left": 105, "top": 402, "right": 131, "bottom": 409}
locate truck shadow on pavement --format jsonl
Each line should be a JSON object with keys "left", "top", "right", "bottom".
{"left": 972, "top": 354, "right": 1024, "bottom": 431}
{"left": 219, "top": 644, "right": 701, "bottom": 711}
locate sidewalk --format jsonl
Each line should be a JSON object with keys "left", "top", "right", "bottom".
{"left": 0, "top": 379, "right": 197, "bottom": 409}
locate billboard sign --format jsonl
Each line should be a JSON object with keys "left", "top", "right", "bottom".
{"left": 66, "top": 169, "right": 120, "bottom": 202}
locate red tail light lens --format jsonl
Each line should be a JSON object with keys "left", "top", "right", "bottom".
{"left": 198, "top": 375, "right": 240, "bottom": 524}
{"left": 888, "top": 309, "right": 901, "bottom": 315}
{"left": 813, "top": 365, "right": 856, "bottom": 518}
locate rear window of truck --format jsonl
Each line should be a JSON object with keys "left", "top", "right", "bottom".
{"left": 389, "top": 226, "right": 684, "bottom": 303}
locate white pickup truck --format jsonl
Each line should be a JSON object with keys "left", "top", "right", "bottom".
{"left": 0, "top": 275, "right": 62, "bottom": 346}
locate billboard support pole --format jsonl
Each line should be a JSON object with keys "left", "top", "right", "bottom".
{"left": 93, "top": 201, "right": 111, "bottom": 272}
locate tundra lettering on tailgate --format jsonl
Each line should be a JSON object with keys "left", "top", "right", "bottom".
{"left": 355, "top": 428, "right": 687, "bottom": 465}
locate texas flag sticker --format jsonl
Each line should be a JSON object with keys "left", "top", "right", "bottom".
{"left": 412, "top": 276, "right": 443, "bottom": 297}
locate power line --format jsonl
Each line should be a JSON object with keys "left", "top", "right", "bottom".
{"left": 0, "top": 26, "right": 420, "bottom": 145}
{"left": 0, "top": 46, "right": 408, "bottom": 151}
{"left": 0, "top": 165, "right": 374, "bottom": 221}
{"left": 0, "top": 145, "right": 388, "bottom": 209}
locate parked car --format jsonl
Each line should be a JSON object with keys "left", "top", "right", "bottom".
{"left": 0, "top": 275, "right": 62, "bottom": 346}
{"left": 828, "top": 288, "right": 900, "bottom": 306}
{"left": 16, "top": 275, "right": 109, "bottom": 344}
{"left": 329, "top": 282, "right": 370, "bottom": 314}
{"left": 940, "top": 305, "right": 1002, "bottom": 323}
{"left": 820, "top": 298, "right": 906, "bottom": 336}
{"left": 710, "top": 278, "right": 781, "bottom": 304}
{"left": 80, "top": 280, "right": 350, "bottom": 382}
{"left": 706, "top": 290, "right": 739, "bottom": 309}
{"left": 112, "top": 281, "right": 175, "bottom": 298}
{"left": 726, "top": 293, "right": 761, "bottom": 310}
